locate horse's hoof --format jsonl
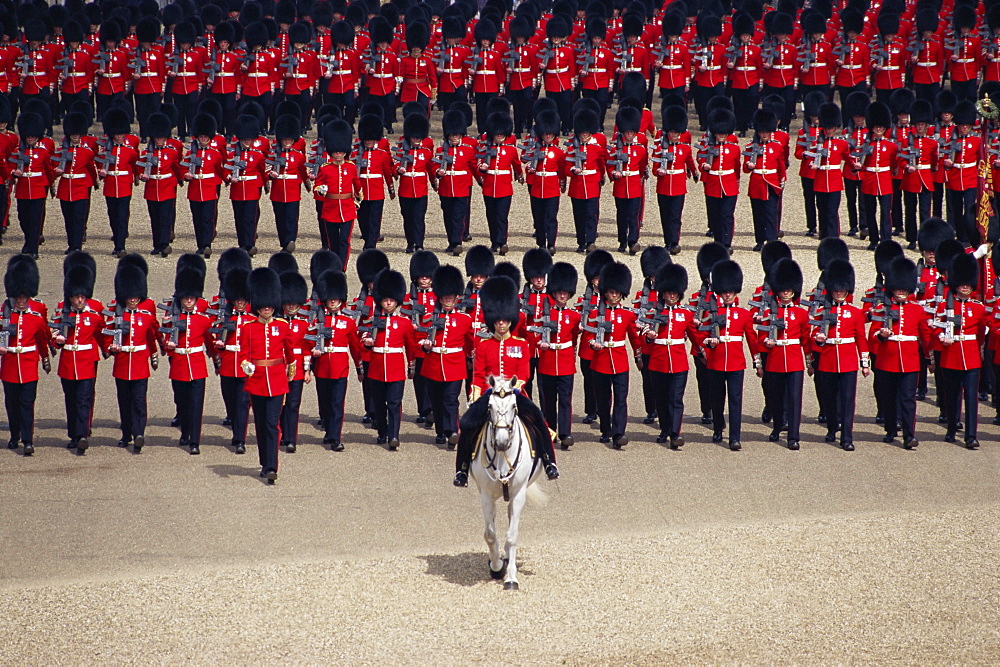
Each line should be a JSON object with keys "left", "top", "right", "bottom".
{"left": 503, "top": 582, "right": 519, "bottom": 591}
{"left": 489, "top": 566, "right": 504, "bottom": 580}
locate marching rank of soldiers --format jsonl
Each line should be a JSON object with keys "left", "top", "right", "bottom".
{"left": 2, "top": 213, "right": 999, "bottom": 486}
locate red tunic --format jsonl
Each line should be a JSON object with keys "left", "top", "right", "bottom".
{"left": 587, "top": 304, "right": 642, "bottom": 375}
{"left": 643, "top": 304, "right": 697, "bottom": 374}
{"left": 472, "top": 334, "right": 530, "bottom": 397}
{"left": 239, "top": 318, "right": 297, "bottom": 396}
{"left": 478, "top": 142, "right": 523, "bottom": 198}
{"left": 694, "top": 303, "right": 759, "bottom": 371}
{"left": 268, "top": 148, "right": 309, "bottom": 202}
{"left": 697, "top": 139, "right": 741, "bottom": 198}
{"left": 353, "top": 147, "right": 394, "bottom": 201}
{"left": 363, "top": 311, "right": 419, "bottom": 382}
{"left": 164, "top": 310, "right": 213, "bottom": 381}
{"left": 0, "top": 306, "right": 50, "bottom": 384}
{"left": 54, "top": 143, "right": 98, "bottom": 201}
{"left": 52, "top": 303, "right": 109, "bottom": 380}
{"left": 564, "top": 136, "right": 607, "bottom": 199}
{"left": 435, "top": 142, "right": 478, "bottom": 198}
{"left": 140, "top": 144, "right": 183, "bottom": 202}
{"left": 935, "top": 298, "right": 988, "bottom": 370}
{"left": 315, "top": 160, "right": 362, "bottom": 222}
{"left": 755, "top": 304, "right": 810, "bottom": 373}
{"left": 312, "top": 310, "right": 364, "bottom": 379}
{"left": 811, "top": 303, "right": 870, "bottom": 373}
{"left": 105, "top": 305, "right": 159, "bottom": 380}
{"left": 418, "top": 309, "right": 474, "bottom": 382}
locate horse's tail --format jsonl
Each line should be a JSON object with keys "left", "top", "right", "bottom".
{"left": 526, "top": 479, "right": 549, "bottom": 507}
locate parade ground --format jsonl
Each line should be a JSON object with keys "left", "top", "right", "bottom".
{"left": 1, "top": 114, "right": 999, "bottom": 663}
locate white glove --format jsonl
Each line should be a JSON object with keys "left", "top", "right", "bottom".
{"left": 973, "top": 243, "right": 991, "bottom": 259}
{"left": 241, "top": 360, "right": 255, "bottom": 376}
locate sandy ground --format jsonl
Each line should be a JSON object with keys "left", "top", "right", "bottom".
{"left": 1, "top": 106, "right": 998, "bottom": 663}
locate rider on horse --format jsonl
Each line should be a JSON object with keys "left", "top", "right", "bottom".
{"left": 454, "top": 275, "right": 560, "bottom": 487}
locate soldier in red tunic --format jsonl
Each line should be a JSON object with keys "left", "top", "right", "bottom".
{"left": 240, "top": 268, "right": 298, "bottom": 483}
{"left": 743, "top": 108, "right": 786, "bottom": 250}
{"left": 1, "top": 255, "right": 50, "bottom": 456}
{"left": 8, "top": 113, "right": 54, "bottom": 258}
{"left": 207, "top": 266, "right": 254, "bottom": 454}
{"left": 454, "top": 275, "right": 558, "bottom": 487}
{"left": 698, "top": 108, "right": 741, "bottom": 250}
{"left": 505, "top": 17, "right": 540, "bottom": 136}
{"left": 281, "top": 21, "right": 321, "bottom": 132}
{"left": 478, "top": 111, "right": 524, "bottom": 254}
{"left": 564, "top": 109, "right": 607, "bottom": 253}
{"left": 522, "top": 110, "right": 566, "bottom": 253}
{"left": 278, "top": 271, "right": 312, "bottom": 453}
{"left": 941, "top": 100, "right": 981, "bottom": 246}
{"left": 267, "top": 114, "right": 310, "bottom": 253}
{"left": 52, "top": 112, "right": 97, "bottom": 253}
{"left": 97, "top": 109, "right": 139, "bottom": 257}
{"left": 354, "top": 114, "right": 395, "bottom": 251}
{"left": 395, "top": 113, "right": 435, "bottom": 253}
{"left": 855, "top": 101, "right": 898, "bottom": 249}
{"left": 608, "top": 106, "right": 647, "bottom": 254}
{"left": 182, "top": 113, "right": 225, "bottom": 257}
{"left": 315, "top": 120, "right": 363, "bottom": 264}
{"left": 225, "top": 115, "right": 267, "bottom": 255}
{"left": 131, "top": 18, "right": 165, "bottom": 140}
{"left": 105, "top": 262, "right": 159, "bottom": 453}
{"left": 536, "top": 262, "right": 582, "bottom": 449}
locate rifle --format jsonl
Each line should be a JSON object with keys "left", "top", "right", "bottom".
{"left": 526, "top": 298, "right": 559, "bottom": 344}
{"left": 432, "top": 149, "right": 455, "bottom": 172}
{"left": 206, "top": 297, "right": 235, "bottom": 336}
{"left": 434, "top": 44, "right": 451, "bottom": 70}
{"left": 503, "top": 43, "right": 520, "bottom": 85}
{"left": 0, "top": 300, "right": 16, "bottom": 348}
{"left": 307, "top": 139, "right": 325, "bottom": 178}
{"left": 697, "top": 134, "right": 720, "bottom": 163}
{"left": 476, "top": 137, "right": 499, "bottom": 164}
{"left": 136, "top": 141, "right": 158, "bottom": 179}
{"left": 580, "top": 299, "right": 614, "bottom": 345}
{"left": 394, "top": 138, "right": 416, "bottom": 170}
{"left": 870, "top": 36, "right": 890, "bottom": 73}
{"left": 538, "top": 40, "right": 555, "bottom": 72}
{"left": 868, "top": 286, "right": 900, "bottom": 328}
{"left": 101, "top": 304, "right": 132, "bottom": 348}
{"left": 342, "top": 286, "right": 371, "bottom": 320}
{"left": 725, "top": 35, "right": 741, "bottom": 68}
{"left": 801, "top": 281, "right": 827, "bottom": 320}
{"left": 180, "top": 139, "right": 202, "bottom": 173}
{"left": 304, "top": 315, "right": 334, "bottom": 354}
{"left": 802, "top": 133, "right": 829, "bottom": 161}
{"left": 754, "top": 299, "right": 786, "bottom": 342}
{"left": 54, "top": 138, "right": 73, "bottom": 173}
{"left": 265, "top": 147, "right": 288, "bottom": 173}
{"left": 354, "top": 145, "right": 371, "bottom": 171}
{"left": 130, "top": 48, "right": 146, "bottom": 76}
{"left": 400, "top": 284, "right": 428, "bottom": 322}
{"left": 7, "top": 141, "right": 30, "bottom": 174}
{"left": 282, "top": 49, "right": 299, "bottom": 74}
{"left": 652, "top": 37, "right": 671, "bottom": 61}
{"left": 358, "top": 304, "right": 388, "bottom": 338}
{"left": 518, "top": 137, "right": 545, "bottom": 170}
{"left": 693, "top": 40, "right": 711, "bottom": 70}
{"left": 651, "top": 135, "right": 676, "bottom": 167}
{"left": 94, "top": 137, "right": 115, "bottom": 171}
{"left": 49, "top": 302, "right": 76, "bottom": 339}
{"left": 850, "top": 135, "right": 874, "bottom": 163}
{"left": 157, "top": 299, "right": 188, "bottom": 345}
{"left": 16, "top": 43, "right": 31, "bottom": 79}
{"left": 761, "top": 38, "right": 777, "bottom": 67}
{"left": 741, "top": 138, "right": 766, "bottom": 162}
{"left": 415, "top": 307, "right": 446, "bottom": 342}
{"left": 57, "top": 52, "right": 75, "bottom": 78}
{"left": 607, "top": 134, "right": 629, "bottom": 173}
{"left": 807, "top": 295, "right": 838, "bottom": 336}
{"left": 634, "top": 285, "right": 668, "bottom": 330}
{"left": 95, "top": 48, "right": 112, "bottom": 73}
{"left": 203, "top": 54, "right": 221, "bottom": 85}
{"left": 833, "top": 39, "right": 851, "bottom": 62}
{"left": 697, "top": 296, "right": 726, "bottom": 340}
{"left": 899, "top": 139, "right": 921, "bottom": 170}
{"left": 929, "top": 292, "right": 963, "bottom": 343}
{"left": 225, "top": 141, "right": 247, "bottom": 180}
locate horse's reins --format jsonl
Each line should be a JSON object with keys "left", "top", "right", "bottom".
{"left": 483, "top": 397, "right": 522, "bottom": 489}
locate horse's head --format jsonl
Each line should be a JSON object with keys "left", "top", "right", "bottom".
{"left": 487, "top": 375, "right": 518, "bottom": 451}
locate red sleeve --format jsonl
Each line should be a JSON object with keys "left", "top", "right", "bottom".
{"left": 742, "top": 313, "right": 760, "bottom": 356}
{"left": 854, "top": 310, "right": 870, "bottom": 355}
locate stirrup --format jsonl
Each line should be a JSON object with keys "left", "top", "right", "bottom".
{"left": 545, "top": 463, "right": 560, "bottom": 480}
{"left": 453, "top": 471, "right": 468, "bottom": 487}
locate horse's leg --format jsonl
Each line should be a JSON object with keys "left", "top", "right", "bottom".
{"left": 480, "top": 488, "right": 504, "bottom": 578}
{"left": 503, "top": 486, "right": 529, "bottom": 591}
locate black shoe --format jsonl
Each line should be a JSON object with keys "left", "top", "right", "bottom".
{"left": 761, "top": 408, "right": 771, "bottom": 423}
{"left": 582, "top": 414, "right": 596, "bottom": 424}
{"left": 266, "top": 470, "right": 277, "bottom": 485}
{"left": 599, "top": 434, "right": 611, "bottom": 444}
{"left": 332, "top": 440, "right": 345, "bottom": 451}
{"left": 712, "top": 432, "right": 723, "bottom": 443}
{"left": 171, "top": 416, "right": 180, "bottom": 427}
{"left": 498, "top": 244, "right": 508, "bottom": 255}
{"left": 966, "top": 438, "right": 980, "bottom": 450}
{"left": 118, "top": 438, "right": 129, "bottom": 448}
{"left": 545, "top": 463, "right": 559, "bottom": 479}
{"left": 656, "top": 433, "right": 668, "bottom": 444}
{"left": 285, "top": 443, "right": 296, "bottom": 453}
{"left": 405, "top": 245, "right": 414, "bottom": 253}
{"left": 768, "top": 431, "right": 780, "bottom": 442}
{"left": 133, "top": 435, "right": 144, "bottom": 453}
{"left": 944, "top": 432, "right": 956, "bottom": 443}
{"left": 435, "top": 435, "right": 447, "bottom": 445}
{"left": 222, "top": 417, "right": 232, "bottom": 426}
{"left": 729, "top": 441, "right": 742, "bottom": 451}
{"left": 612, "top": 435, "right": 628, "bottom": 449}
{"left": 866, "top": 242, "right": 878, "bottom": 251}
{"left": 415, "top": 415, "right": 426, "bottom": 424}
{"left": 643, "top": 414, "right": 656, "bottom": 424}
{"left": 862, "top": 229, "right": 872, "bottom": 241}
{"left": 388, "top": 438, "right": 399, "bottom": 450}
{"left": 424, "top": 419, "right": 435, "bottom": 429}
{"left": 903, "top": 437, "right": 918, "bottom": 450}
{"left": 818, "top": 414, "right": 827, "bottom": 424}
{"left": 447, "top": 433, "right": 459, "bottom": 450}
{"left": 847, "top": 227, "right": 858, "bottom": 237}
{"left": 842, "top": 442, "right": 855, "bottom": 451}
{"left": 825, "top": 432, "right": 837, "bottom": 443}
{"left": 787, "top": 440, "right": 800, "bottom": 451}
{"left": 376, "top": 435, "right": 388, "bottom": 444}
{"left": 915, "top": 391, "right": 926, "bottom": 401}
{"left": 978, "top": 392, "right": 989, "bottom": 402}
{"left": 7, "top": 439, "right": 17, "bottom": 449}
{"left": 23, "top": 443, "right": 33, "bottom": 456}
{"left": 454, "top": 471, "right": 468, "bottom": 487}
{"left": 805, "top": 229, "right": 816, "bottom": 237}
{"left": 260, "top": 468, "right": 268, "bottom": 478}
{"left": 559, "top": 436, "right": 573, "bottom": 450}
{"left": 993, "top": 416, "right": 1000, "bottom": 426}
{"left": 618, "top": 243, "right": 627, "bottom": 253}
{"left": 670, "top": 436, "right": 684, "bottom": 450}
{"left": 462, "top": 233, "right": 473, "bottom": 242}
{"left": 700, "top": 414, "right": 712, "bottom": 425}
{"left": 189, "top": 444, "right": 200, "bottom": 455}
{"left": 362, "top": 414, "right": 373, "bottom": 425}
{"left": 76, "top": 437, "right": 89, "bottom": 455}
{"left": 875, "top": 415, "right": 885, "bottom": 425}
{"left": 906, "top": 242, "right": 916, "bottom": 251}
{"left": 752, "top": 242, "right": 763, "bottom": 251}
{"left": 234, "top": 441, "right": 246, "bottom": 454}
{"left": 669, "top": 245, "right": 681, "bottom": 255}
{"left": 883, "top": 433, "right": 896, "bottom": 443}
{"left": 938, "top": 414, "right": 948, "bottom": 424}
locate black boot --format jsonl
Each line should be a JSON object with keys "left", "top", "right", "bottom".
{"left": 545, "top": 462, "right": 559, "bottom": 479}
{"left": 453, "top": 470, "right": 468, "bottom": 487}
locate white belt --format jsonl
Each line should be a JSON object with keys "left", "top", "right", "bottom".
{"left": 63, "top": 343, "right": 93, "bottom": 351}
{"left": 588, "top": 68, "right": 607, "bottom": 73}
{"left": 190, "top": 173, "right": 212, "bottom": 179}
{"left": 149, "top": 174, "right": 171, "bottom": 180}
{"left": 549, "top": 341, "right": 573, "bottom": 350}
{"left": 235, "top": 175, "right": 256, "bottom": 181}
{"left": 735, "top": 66, "right": 755, "bottom": 71}
{"left": 359, "top": 173, "right": 383, "bottom": 179}
{"left": 703, "top": 66, "right": 722, "bottom": 71}
{"left": 773, "top": 65, "right": 793, "bottom": 69}
{"left": 955, "top": 59, "right": 975, "bottom": 64}
{"left": 247, "top": 72, "right": 269, "bottom": 77}
{"left": 327, "top": 70, "right": 350, "bottom": 75}
{"left": 442, "top": 69, "right": 463, "bottom": 74}
{"left": 293, "top": 348, "right": 302, "bottom": 354}
{"left": 139, "top": 72, "right": 157, "bottom": 77}
{"left": 442, "top": 170, "right": 468, "bottom": 176}
{"left": 119, "top": 344, "right": 147, "bottom": 352}
{"left": 915, "top": 164, "right": 931, "bottom": 170}
{"left": 661, "top": 65, "right": 683, "bottom": 70}
{"left": 22, "top": 172, "right": 43, "bottom": 177}
{"left": 807, "top": 62, "right": 827, "bottom": 68}
{"left": 474, "top": 70, "right": 496, "bottom": 75}
{"left": 430, "top": 346, "right": 463, "bottom": 354}
{"left": 882, "top": 66, "right": 900, "bottom": 70}
{"left": 534, "top": 171, "right": 558, "bottom": 176}
{"left": 373, "top": 346, "right": 404, "bottom": 353}
{"left": 224, "top": 344, "right": 240, "bottom": 352}
{"left": 215, "top": 72, "right": 235, "bottom": 77}
{"left": 663, "top": 169, "right": 684, "bottom": 175}
{"left": 952, "top": 162, "right": 976, "bottom": 169}
{"left": 548, "top": 67, "right": 569, "bottom": 73}
{"left": 620, "top": 170, "right": 640, "bottom": 176}
{"left": 887, "top": 335, "right": 917, "bottom": 342}
{"left": 69, "top": 72, "right": 87, "bottom": 77}
{"left": 512, "top": 68, "right": 530, "bottom": 73}
{"left": 827, "top": 337, "right": 855, "bottom": 345}
{"left": 841, "top": 64, "right": 863, "bottom": 69}
{"left": 325, "top": 346, "right": 349, "bottom": 353}
{"left": 653, "top": 338, "right": 685, "bottom": 346}
{"left": 7, "top": 345, "right": 36, "bottom": 353}
{"left": 772, "top": 339, "right": 799, "bottom": 346}
{"left": 604, "top": 340, "right": 626, "bottom": 348}
{"left": 61, "top": 173, "right": 87, "bottom": 179}
{"left": 708, "top": 169, "right": 734, "bottom": 176}
{"left": 485, "top": 169, "right": 511, "bottom": 175}
{"left": 753, "top": 168, "right": 777, "bottom": 174}
{"left": 372, "top": 73, "right": 394, "bottom": 78}
{"left": 578, "top": 169, "right": 598, "bottom": 175}
{"left": 400, "top": 172, "right": 426, "bottom": 177}
{"left": 173, "top": 346, "right": 204, "bottom": 354}
{"left": 951, "top": 334, "right": 976, "bottom": 342}
{"left": 816, "top": 164, "right": 840, "bottom": 170}
{"left": 274, "top": 174, "right": 298, "bottom": 180}
{"left": 717, "top": 335, "right": 743, "bottom": 343}
{"left": 915, "top": 62, "right": 936, "bottom": 67}
{"left": 174, "top": 72, "right": 196, "bottom": 76}
{"left": 106, "top": 170, "right": 130, "bottom": 176}
{"left": 290, "top": 73, "right": 308, "bottom": 78}
{"left": 103, "top": 73, "right": 122, "bottom": 78}
{"left": 865, "top": 166, "right": 891, "bottom": 172}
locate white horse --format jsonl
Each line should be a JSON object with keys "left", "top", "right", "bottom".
{"left": 469, "top": 375, "right": 547, "bottom": 591}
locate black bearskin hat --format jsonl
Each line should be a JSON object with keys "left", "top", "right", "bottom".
{"left": 406, "top": 21, "right": 429, "bottom": 50}
{"left": 369, "top": 16, "right": 393, "bottom": 45}
{"left": 316, "top": 269, "right": 348, "bottom": 303}
{"left": 911, "top": 99, "right": 934, "bottom": 125}
{"left": 444, "top": 16, "right": 467, "bottom": 40}
{"left": 707, "top": 108, "right": 736, "bottom": 136}
{"left": 753, "top": 108, "right": 778, "bottom": 134}
{"left": 801, "top": 10, "right": 826, "bottom": 35}
{"left": 510, "top": 17, "right": 534, "bottom": 41}
{"left": 710, "top": 259, "right": 743, "bottom": 293}
{"left": 5, "top": 255, "right": 39, "bottom": 298}
{"left": 403, "top": 112, "right": 429, "bottom": 140}
{"left": 546, "top": 15, "right": 570, "bottom": 39}
{"left": 309, "top": 249, "right": 342, "bottom": 285}
{"left": 733, "top": 11, "right": 755, "bottom": 36}
{"left": 845, "top": 91, "right": 870, "bottom": 119}
{"left": 486, "top": 111, "right": 513, "bottom": 137}
{"left": 492, "top": 261, "right": 521, "bottom": 285}
{"left": 409, "top": 250, "right": 439, "bottom": 282}
{"left": 217, "top": 247, "right": 252, "bottom": 283}
{"left": 584, "top": 249, "right": 614, "bottom": 282}
{"left": 275, "top": 114, "right": 301, "bottom": 141}
{"left": 433, "top": 264, "right": 466, "bottom": 298}
{"left": 465, "top": 245, "right": 495, "bottom": 277}
{"left": 587, "top": 17, "right": 607, "bottom": 40}
{"left": 769, "top": 258, "right": 803, "bottom": 299}
{"left": 918, "top": 217, "right": 955, "bottom": 252}
{"left": 234, "top": 114, "right": 259, "bottom": 141}
{"left": 174, "top": 20, "right": 196, "bottom": 45}
{"left": 697, "top": 242, "right": 729, "bottom": 281}
{"left": 137, "top": 16, "right": 161, "bottom": 43}
{"left": 953, "top": 100, "right": 977, "bottom": 126}
{"left": 64, "top": 250, "right": 96, "bottom": 283}
{"left": 224, "top": 268, "right": 251, "bottom": 303}
{"left": 936, "top": 239, "right": 965, "bottom": 277}
{"left": 874, "top": 240, "right": 903, "bottom": 277}
{"left": 99, "top": 21, "right": 122, "bottom": 44}
{"left": 599, "top": 262, "right": 632, "bottom": 296}
{"left": 480, "top": 276, "right": 520, "bottom": 331}
{"left": 522, "top": 247, "right": 553, "bottom": 281}
{"left": 248, "top": 267, "right": 282, "bottom": 313}
{"left": 17, "top": 113, "right": 44, "bottom": 139}
{"left": 803, "top": 91, "right": 826, "bottom": 118}
{"left": 102, "top": 109, "right": 130, "bottom": 137}
{"left": 885, "top": 256, "right": 918, "bottom": 294}
{"left": 288, "top": 20, "right": 313, "bottom": 45}
{"left": 176, "top": 253, "right": 206, "bottom": 282}
{"left": 889, "top": 87, "right": 915, "bottom": 117}
{"left": 640, "top": 246, "right": 671, "bottom": 278}
{"left": 280, "top": 271, "right": 308, "bottom": 305}
{"left": 769, "top": 11, "right": 793, "bottom": 35}
{"left": 174, "top": 267, "right": 203, "bottom": 300}
{"left": 442, "top": 109, "right": 467, "bottom": 137}
{"left": 330, "top": 19, "right": 353, "bottom": 45}
{"left": 819, "top": 103, "right": 842, "bottom": 129}
{"left": 115, "top": 262, "right": 148, "bottom": 303}
{"left": 935, "top": 89, "right": 958, "bottom": 117}
{"left": 655, "top": 262, "right": 688, "bottom": 296}
{"left": 547, "top": 262, "right": 578, "bottom": 295}
{"left": 761, "top": 240, "right": 792, "bottom": 275}
{"left": 817, "top": 237, "right": 850, "bottom": 270}
{"left": 616, "top": 106, "right": 642, "bottom": 134}
{"left": 574, "top": 109, "right": 600, "bottom": 135}
{"left": 268, "top": 251, "right": 299, "bottom": 276}
{"left": 662, "top": 11, "right": 684, "bottom": 37}
{"left": 359, "top": 114, "right": 384, "bottom": 141}
{"left": 325, "top": 119, "right": 353, "bottom": 154}
{"left": 146, "top": 112, "right": 171, "bottom": 139}
{"left": 214, "top": 20, "right": 236, "bottom": 45}
{"left": 841, "top": 7, "right": 865, "bottom": 34}
{"left": 245, "top": 21, "right": 269, "bottom": 48}
{"left": 622, "top": 13, "right": 643, "bottom": 38}
{"left": 823, "top": 259, "right": 855, "bottom": 294}
{"left": 949, "top": 253, "right": 979, "bottom": 289}
{"left": 374, "top": 269, "right": 406, "bottom": 305}
{"left": 65, "top": 265, "right": 94, "bottom": 300}
{"left": 916, "top": 8, "right": 938, "bottom": 34}
{"left": 534, "top": 110, "right": 560, "bottom": 137}
{"left": 954, "top": 4, "right": 977, "bottom": 30}
{"left": 877, "top": 11, "right": 899, "bottom": 35}
{"left": 696, "top": 13, "right": 722, "bottom": 38}
{"left": 357, "top": 249, "right": 389, "bottom": 285}
{"left": 663, "top": 105, "right": 688, "bottom": 134}
{"left": 192, "top": 113, "right": 217, "bottom": 138}
{"left": 473, "top": 17, "right": 497, "bottom": 43}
